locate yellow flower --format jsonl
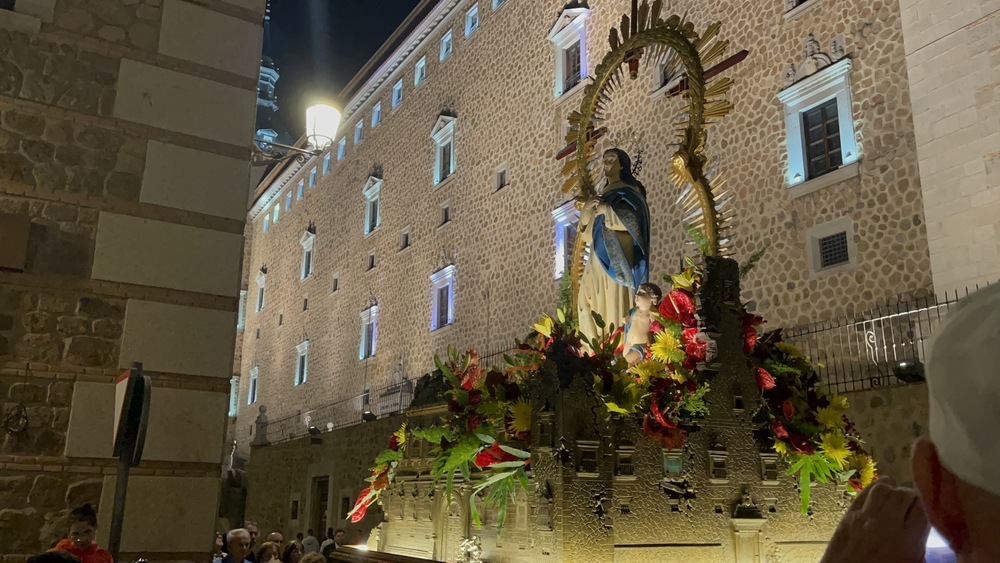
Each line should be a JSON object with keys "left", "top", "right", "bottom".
{"left": 508, "top": 399, "right": 532, "bottom": 434}
{"left": 773, "top": 441, "right": 789, "bottom": 456}
{"left": 393, "top": 423, "right": 408, "bottom": 448}
{"left": 816, "top": 406, "right": 845, "bottom": 430}
{"left": 847, "top": 454, "right": 877, "bottom": 488}
{"left": 533, "top": 315, "right": 554, "bottom": 338}
{"left": 650, "top": 330, "right": 684, "bottom": 364}
{"left": 630, "top": 360, "right": 666, "bottom": 384}
{"left": 668, "top": 369, "right": 687, "bottom": 383}
{"left": 828, "top": 394, "right": 849, "bottom": 412}
{"left": 820, "top": 432, "right": 851, "bottom": 468}
{"left": 671, "top": 269, "right": 698, "bottom": 292}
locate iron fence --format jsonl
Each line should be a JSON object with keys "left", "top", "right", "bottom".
{"left": 783, "top": 284, "right": 991, "bottom": 394}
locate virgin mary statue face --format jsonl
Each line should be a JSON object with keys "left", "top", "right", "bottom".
{"left": 603, "top": 151, "right": 623, "bottom": 179}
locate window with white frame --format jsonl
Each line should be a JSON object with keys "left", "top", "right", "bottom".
{"left": 492, "top": 0, "right": 508, "bottom": 9}
{"left": 354, "top": 120, "right": 364, "bottom": 144}
{"left": 247, "top": 365, "right": 258, "bottom": 405}
{"left": 414, "top": 56, "right": 427, "bottom": 86}
{"left": 552, "top": 200, "right": 580, "bottom": 279}
{"left": 285, "top": 191, "right": 293, "bottom": 210}
{"left": 237, "top": 290, "right": 247, "bottom": 330}
{"left": 363, "top": 176, "right": 382, "bottom": 235}
{"left": 272, "top": 204, "right": 279, "bottom": 223}
{"left": 337, "top": 137, "right": 346, "bottom": 160}
{"left": 296, "top": 180, "right": 304, "bottom": 200}
{"left": 431, "top": 115, "right": 457, "bottom": 184}
{"left": 709, "top": 449, "right": 729, "bottom": 482}
{"left": 776, "top": 58, "right": 857, "bottom": 189}
{"left": 255, "top": 269, "right": 266, "bottom": 312}
{"left": 663, "top": 451, "right": 684, "bottom": 479}
{"left": 806, "top": 216, "right": 857, "bottom": 276}
{"left": 300, "top": 230, "right": 315, "bottom": 279}
{"left": 465, "top": 4, "right": 479, "bottom": 37}
{"left": 309, "top": 167, "right": 317, "bottom": 188}
{"left": 392, "top": 80, "right": 404, "bottom": 109}
{"left": 440, "top": 30, "right": 453, "bottom": 61}
{"left": 228, "top": 375, "right": 240, "bottom": 416}
{"left": 547, "top": 7, "right": 589, "bottom": 98}
{"left": 294, "top": 340, "right": 309, "bottom": 385}
{"left": 372, "top": 101, "right": 382, "bottom": 127}
{"left": 262, "top": 214, "right": 269, "bottom": 233}
{"left": 322, "top": 152, "right": 331, "bottom": 174}
{"left": 761, "top": 453, "right": 780, "bottom": 483}
{"left": 430, "top": 265, "right": 456, "bottom": 331}
{"left": 359, "top": 305, "right": 378, "bottom": 359}
{"left": 493, "top": 163, "right": 509, "bottom": 192}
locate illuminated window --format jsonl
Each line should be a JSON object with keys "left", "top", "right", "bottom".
{"left": 414, "top": 56, "right": 427, "bottom": 86}
{"left": 272, "top": 204, "right": 279, "bottom": 223}
{"left": 392, "top": 80, "right": 404, "bottom": 108}
{"left": 247, "top": 366, "right": 258, "bottom": 405}
{"left": 663, "top": 451, "right": 684, "bottom": 478}
{"left": 547, "top": 7, "right": 589, "bottom": 98}
{"left": 363, "top": 177, "right": 382, "bottom": 235}
{"left": 359, "top": 305, "right": 378, "bottom": 359}
{"left": 372, "top": 101, "right": 382, "bottom": 127}
{"left": 337, "top": 137, "right": 346, "bottom": 160}
{"left": 552, "top": 200, "right": 580, "bottom": 279}
{"left": 294, "top": 340, "right": 309, "bottom": 386}
{"left": 777, "top": 58, "right": 857, "bottom": 189}
{"left": 430, "top": 265, "right": 456, "bottom": 331}
{"left": 354, "top": 120, "right": 363, "bottom": 144}
{"left": 300, "top": 230, "right": 315, "bottom": 279}
{"left": 262, "top": 214, "right": 269, "bottom": 233}
{"left": 492, "top": 0, "right": 508, "bottom": 9}
{"left": 322, "top": 152, "right": 331, "bottom": 174}
{"left": 296, "top": 179, "right": 304, "bottom": 200}
{"left": 309, "top": 167, "right": 317, "bottom": 188}
{"left": 255, "top": 268, "right": 266, "bottom": 312}
{"left": 431, "top": 114, "right": 457, "bottom": 184}
{"left": 440, "top": 30, "right": 453, "bottom": 61}
{"left": 285, "top": 191, "right": 292, "bottom": 210}
{"left": 228, "top": 376, "right": 240, "bottom": 416}
{"left": 465, "top": 4, "right": 479, "bottom": 37}
{"left": 237, "top": 290, "right": 247, "bottom": 330}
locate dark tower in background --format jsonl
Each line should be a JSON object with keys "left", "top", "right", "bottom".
{"left": 255, "top": 0, "right": 290, "bottom": 147}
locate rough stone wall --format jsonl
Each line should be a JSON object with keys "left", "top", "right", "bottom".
{"left": 0, "top": 0, "right": 264, "bottom": 559}
{"left": 897, "top": 0, "right": 1000, "bottom": 291}
{"left": 237, "top": 0, "right": 933, "bottom": 464}
{"left": 845, "top": 382, "right": 929, "bottom": 486}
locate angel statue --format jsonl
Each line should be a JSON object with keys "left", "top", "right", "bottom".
{"left": 577, "top": 148, "right": 651, "bottom": 347}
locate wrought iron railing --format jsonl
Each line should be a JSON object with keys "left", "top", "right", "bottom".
{"left": 783, "top": 284, "right": 992, "bottom": 394}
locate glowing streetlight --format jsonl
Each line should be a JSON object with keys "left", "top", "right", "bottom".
{"left": 305, "top": 102, "right": 340, "bottom": 151}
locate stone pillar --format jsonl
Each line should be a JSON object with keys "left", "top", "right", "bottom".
{"left": 0, "top": 0, "right": 264, "bottom": 559}
{"left": 731, "top": 518, "right": 767, "bottom": 563}
{"left": 899, "top": 0, "right": 1000, "bottom": 291}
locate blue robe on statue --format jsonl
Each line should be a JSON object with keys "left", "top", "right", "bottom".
{"left": 591, "top": 183, "right": 650, "bottom": 293}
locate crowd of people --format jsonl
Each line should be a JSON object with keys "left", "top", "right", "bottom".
{"left": 210, "top": 522, "right": 361, "bottom": 563}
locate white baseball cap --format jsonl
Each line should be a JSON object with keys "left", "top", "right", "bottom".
{"left": 927, "top": 283, "right": 1000, "bottom": 495}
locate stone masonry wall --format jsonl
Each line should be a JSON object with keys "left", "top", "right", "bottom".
{"left": 237, "top": 0, "right": 933, "bottom": 472}
{"left": 845, "top": 382, "right": 929, "bottom": 486}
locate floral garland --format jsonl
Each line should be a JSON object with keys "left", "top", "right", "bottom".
{"left": 746, "top": 316, "right": 878, "bottom": 511}
{"left": 349, "top": 265, "right": 878, "bottom": 527}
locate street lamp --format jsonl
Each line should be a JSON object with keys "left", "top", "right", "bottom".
{"left": 251, "top": 101, "right": 341, "bottom": 165}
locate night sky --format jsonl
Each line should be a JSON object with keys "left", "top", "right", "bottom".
{"left": 268, "top": 0, "right": 423, "bottom": 135}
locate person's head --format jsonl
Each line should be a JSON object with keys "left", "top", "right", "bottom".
{"left": 28, "top": 553, "right": 80, "bottom": 563}
{"left": 912, "top": 283, "right": 1000, "bottom": 562}
{"left": 243, "top": 521, "right": 259, "bottom": 549}
{"left": 635, "top": 283, "right": 662, "bottom": 311}
{"left": 306, "top": 529, "right": 314, "bottom": 538}
{"left": 266, "top": 532, "right": 283, "bottom": 549}
{"left": 325, "top": 527, "right": 333, "bottom": 540}
{"left": 256, "top": 541, "right": 279, "bottom": 563}
{"left": 299, "top": 553, "right": 325, "bottom": 563}
{"left": 296, "top": 532, "right": 304, "bottom": 541}
{"left": 320, "top": 542, "right": 337, "bottom": 560}
{"left": 282, "top": 542, "right": 302, "bottom": 563}
{"left": 333, "top": 528, "right": 345, "bottom": 545}
{"left": 226, "top": 528, "right": 252, "bottom": 563}
{"left": 67, "top": 504, "right": 98, "bottom": 550}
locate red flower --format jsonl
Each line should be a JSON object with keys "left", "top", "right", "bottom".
{"left": 387, "top": 435, "right": 399, "bottom": 451}
{"left": 371, "top": 469, "right": 389, "bottom": 492}
{"left": 350, "top": 488, "right": 371, "bottom": 523}
{"left": 847, "top": 477, "right": 863, "bottom": 492}
{"left": 771, "top": 419, "right": 789, "bottom": 438}
{"left": 460, "top": 364, "right": 484, "bottom": 390}
{"left": 782, "top": 399, "right": 797, "bottom": 420}
{"left": 755, "top": 367, "right": 776, "bottom": 390}
{"left": 659, "top": 290, "right": 697, "bottom": 327}
{"left": 466, "top": 412, "right": 484, "bottom": 432}
{"left": 468, "top": 389, "right": 483, "bottom": 406}
{"left": 682, "top": 328, "right": 707, "bottom": 360}
{"left": 448, "top": 399, "right": 462, "bottom": 413}
{"left": 643, "top": 415, "right": 688, "bottom": 450}
{"left": 473, "top": 443, "right": 518, "bottom": 469}
{"left": 743, "top": 325, "right": 758, "bottom": 353}
{"left": 789, "top": 433, "right": 815, "bottom": 454}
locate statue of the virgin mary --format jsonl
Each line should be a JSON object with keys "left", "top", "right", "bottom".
{"left": 576, "top": 148, "right": 651, "bottom": 346}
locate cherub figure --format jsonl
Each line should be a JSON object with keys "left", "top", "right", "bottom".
{"left": 622, "top": 283, "right": 662, "bottom": 365}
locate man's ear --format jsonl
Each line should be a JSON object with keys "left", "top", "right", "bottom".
{"left": 913, "top": 436, "right": 968, "bottom": 552}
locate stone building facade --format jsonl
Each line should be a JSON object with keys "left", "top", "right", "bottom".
{"left": 237, "top": 0, "right": 932, "bottom": 452}
{"left": 0, "top": 0, "right": 263, "bottom": 559}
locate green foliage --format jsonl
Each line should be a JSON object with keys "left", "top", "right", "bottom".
{"left": 684, "top": 224, "right": 710, "bottom": 256}
{"left": 679, "top": 382, "right": 710, "bottom": 417}
{"left": 373, "top": 449, "right": 403, "bottom": 466}
{"left": 603, "top": 374, "right": 645, "bottom": 415}
{"left": 787, "top": 453, "right": 842, "bottom": 513}
{"left": 739, "top": 245, "right": 768, "bottom": 279}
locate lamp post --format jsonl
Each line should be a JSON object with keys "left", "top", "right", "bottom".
{"left": 251, "top": 101, "right": 341, "bottom": 165}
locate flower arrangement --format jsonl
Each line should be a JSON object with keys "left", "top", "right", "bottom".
{"left": 747, "top": 317, "right": 878, "bottom": 511}
{"left": 349, "top": 264, "right": 878, "bottom": 528}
